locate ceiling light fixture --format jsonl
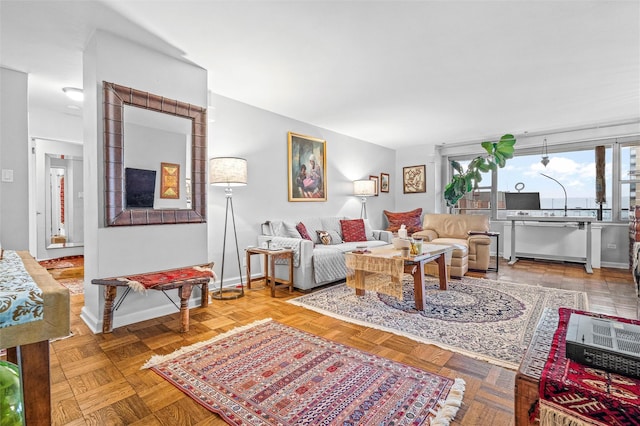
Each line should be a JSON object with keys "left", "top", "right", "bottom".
{"left": 541, "top": 138, "right": 550, "bottom": 167}
{"left": 62, "top": 87, "right": 84, "bottom": 102}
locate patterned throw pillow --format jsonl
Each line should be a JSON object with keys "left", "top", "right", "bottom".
{"left": 316, "top": 230, "right": 332, "bottom": 245}
{"left": 340, "top": 219, "right": 367, "bottom": 242}
{"left": 296, "top": 222, "right": 313, "bottom": 241}
{"left": 383, "top": 208, "right": 423, "bottom": 233}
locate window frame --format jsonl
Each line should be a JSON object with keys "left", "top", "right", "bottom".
{"left": 444, "top": 138, "right": 640, "bottom": 222}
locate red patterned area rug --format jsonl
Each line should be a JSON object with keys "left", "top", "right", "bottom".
{"left": 38, "top": 255, "right": 83, "bottom": 269}
{"left": 142, "top": 319, "right": 465, "bottom": 425}
{"left": 539, "top": 308, "right": 640, "bottom": 425}
{"left": 57, "top": 277, "right": 84, "bottom": 295}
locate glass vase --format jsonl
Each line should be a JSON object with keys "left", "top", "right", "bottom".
{"left": 0, "top": 360, "right": 25, "bottom": 426}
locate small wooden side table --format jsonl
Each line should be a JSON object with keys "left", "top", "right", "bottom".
{"left": 246, "top": 247, "right": 294, "bottom": 297}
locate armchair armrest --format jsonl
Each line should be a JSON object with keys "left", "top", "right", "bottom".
{"left": 468, "top": 234, "right": 491, "bottom": 246}
{"left": 411, "top": 229, "right": 438, "bottom": 242}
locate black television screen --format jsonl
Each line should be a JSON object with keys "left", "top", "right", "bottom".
{"left": 125, "top": 168, "right": 156, "bottom": 208}
{"left": 505, "top": 192, "right": 541, "bottom": 211}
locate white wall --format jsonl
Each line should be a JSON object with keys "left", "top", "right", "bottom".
{"left": 0, "top": 67, "right": 29, "bottom": 250}
{"left": 394, "top": 144, "right": 441, "bottom": 214}
{"left": 81, "top": 31, "right": 209, "bottom": 332}
{"left": 207, "top": 93, "right": 397, "bottom": 285}
{"left": 30, "top": 107, "right": 83, "bottom": 143}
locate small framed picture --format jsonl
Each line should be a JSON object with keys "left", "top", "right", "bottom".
{"left": 380, "top": 173, "right": 389, "bottom": 193}
{"left": 160, "top": 162, "right": 180, "bottom": 199}
{"left": 369, "top": 175, "right": 379, "bottom": 196}
{"left": 403, "top": 165, "right": 426, "bottom": 194}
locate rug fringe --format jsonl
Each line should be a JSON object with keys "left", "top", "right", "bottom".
{"left": 429, "top": 378, "right": 466, "bottom": 426}
{"left": 141, "top": 318, "right": 272, "bottom": 369}
{"left": 116, "top": 277, "right": 146, "bottom": 293}
{"left": 539, "top": 401, "right": 595, "bottom": 426}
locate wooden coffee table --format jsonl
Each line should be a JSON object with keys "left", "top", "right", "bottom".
{"left": 345, "top": 244, "right": 453, "bottom": 311}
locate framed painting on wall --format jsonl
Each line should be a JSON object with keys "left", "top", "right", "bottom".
{"left": 403, "top": 165, "right": 426, "bottom": 194}
{"left": 380, "top": 173, "right": 390, "bottom": 193}
{"left": 160, "top": 162, "right": 180, "bottom": 199}
{"left": 288, "top": 132, "right": 327, "bottom": 201}
{"left": 369, "top": 175, "right": 379, "bottom": 196}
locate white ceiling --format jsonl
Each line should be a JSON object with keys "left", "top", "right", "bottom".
{"left": 1, "top": 0, "right": 638, "bottom": 149}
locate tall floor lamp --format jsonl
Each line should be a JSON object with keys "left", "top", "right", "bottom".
{"left": 353, "top": 179, "right": 376, "bottom": 219}
{"left": 210, "top": 157, "right": 247, "bottom": 300}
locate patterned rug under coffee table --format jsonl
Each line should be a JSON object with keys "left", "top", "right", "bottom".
{"left": 143, "top": 319, "right": 465, "bottom": 425}
{"left": 289, "top": 276, "right": 589, "bottom": 369}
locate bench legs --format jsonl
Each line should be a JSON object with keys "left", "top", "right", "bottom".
{"left": 102, "top": 285, "right": 118, "bottom": 333}
{"left": 101, "top": 281, "right": 209, "bottom": 334}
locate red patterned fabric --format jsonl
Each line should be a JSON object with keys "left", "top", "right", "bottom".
{"left": 383, "top": 208, "right": 423, "bottom": 233}
{"left": 296, "top": 222, "right": 313, "bottom": 241}
{"left": 148, "top": 320, "right": 465, "bottom": 425}
{"left": 340, "top": 219, "right": 367, "bottom": 242}
{"left": 125, "top": 267, "right": 213, "bottom": 290}
{"left": 539, "top": 308, "right": 640, "bottom": 425}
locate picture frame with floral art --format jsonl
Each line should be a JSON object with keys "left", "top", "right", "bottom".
{"left": 403, "top": 165, "right": 426, "bottom": 194}
{"left": 380, "top": 173, "right": 389, "bottom": 193}
{"left": 288, "top": 132, "right": 327, "bottom": 201}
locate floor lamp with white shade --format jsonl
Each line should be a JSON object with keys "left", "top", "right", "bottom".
{"left": 353, "top": 179, "right": 376, "bottom": 219}
{"left": 210, "top": 157, "right": 247, "bottom": 300}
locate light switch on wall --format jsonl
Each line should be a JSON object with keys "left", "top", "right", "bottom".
{"left": 1, "top": 169, "right": 14, "bottom": 182}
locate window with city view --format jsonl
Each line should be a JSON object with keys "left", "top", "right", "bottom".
{"left": 450, "top": 140, "right": 640, "bottom": 222}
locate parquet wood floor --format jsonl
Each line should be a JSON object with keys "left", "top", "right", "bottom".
{"left": 25, "top": 259, "right": 640, "bottom": 424}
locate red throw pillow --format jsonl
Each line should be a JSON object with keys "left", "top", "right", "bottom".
{"left": 340, "top": 219, "right": 367, "bottom": 242}
{"left": 383, "top": 208, "right": 423, "bottom": 233}
{"left": 296, "top": 222, "right": 313, "bottom": 241}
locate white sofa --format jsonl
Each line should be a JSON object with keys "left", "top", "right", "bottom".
{"left": 256, "top": 217, "right": 392, "bottom": 291}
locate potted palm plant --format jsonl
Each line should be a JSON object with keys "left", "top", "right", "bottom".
{"left": 444, "top": 133, "right": 516, "bottom": 207}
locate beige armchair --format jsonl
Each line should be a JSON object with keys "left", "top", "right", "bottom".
{"left": 412, "top": 214, "right": 491, "bottom": 277}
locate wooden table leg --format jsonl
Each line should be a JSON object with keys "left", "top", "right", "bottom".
{"left": 288, "top": 253, "right": 294, "bottom": 292}
{"left": 103, "top": 285, "right": 117, "bottom": 333}
{"left": 412, "top": 260, "right": 426, "bottom": 311}
{"left": 436, "top": 254, "right": 448, "bottom": 290}
{"left": 200, "top": 280, "right": 209, "bottom": 308}
{"left": 269, "top": 255, "right": 276, "bottom": 297}
{"left": 354, "top": 269, "right": 365, "bottom": 296}
{"left": 246, "top": 250, "right": 252, "bottom": 289}
{"left": 179, "top": 284, "right": 193, "bottom": 333}
{"left": 7, "top": 340, "right": 51, "bottom": 426}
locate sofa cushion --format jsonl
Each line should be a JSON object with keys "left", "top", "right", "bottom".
{"left": 316, "top": 231, "right": 331, "bottom": 245}
{"left": 340, "top": 219, "right": 367, "bottom": 242}
{"left": 320, "top": 217, "right": 344, "bottom": 236}
{"left": 301, "top": 218, "right": 325, "bottom": 243}
{"left": 383, "top": 208, "right": 423, "bottom": 233}
{"left": 316, "top": 230, "right": 342, "bottom": 245}
{"left": 282, "top": 222, "right": 302, "bottom": 238}
{"left": 296, "top": 222, "right": 313, "bottom": 241}
{"left": 362, "top": 219, "right": 375, "bottom": 241}
{"left": 327, "top": 230, "right": 343, "bottom": 244}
